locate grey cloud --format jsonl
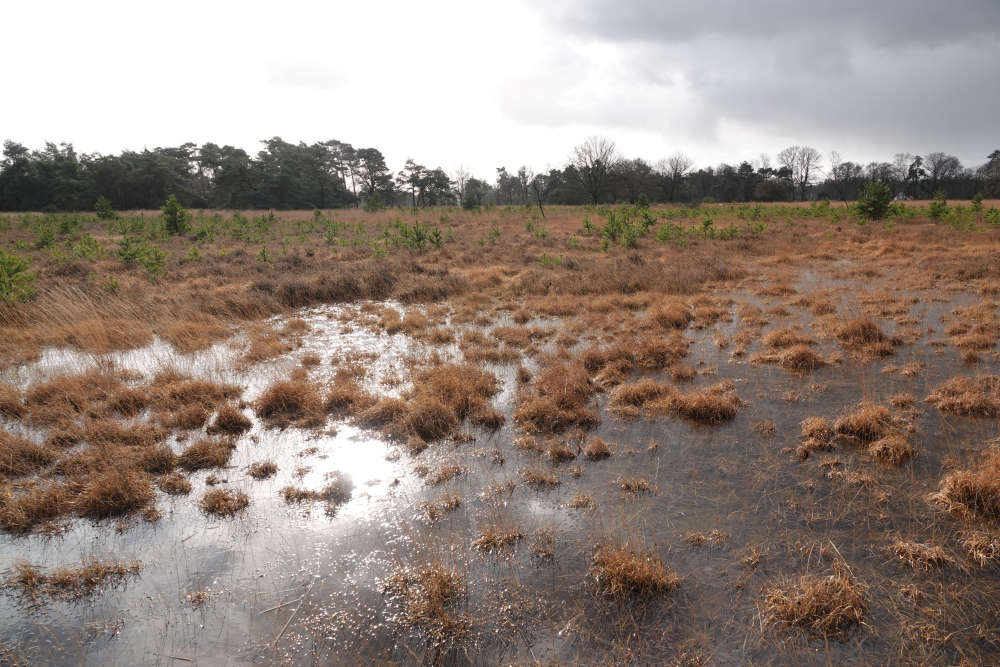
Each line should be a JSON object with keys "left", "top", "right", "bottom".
{"left": 507, "top": 1, "right": 1000, "bottom": 164}
{"left": 266, "top": 60, "right": 349, "bottom": 91}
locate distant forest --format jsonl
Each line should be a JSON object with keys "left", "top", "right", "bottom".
{"left": 1, "top": 136, "right": 998, "bottom": 212}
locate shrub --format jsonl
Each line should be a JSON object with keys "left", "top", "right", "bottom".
{"left": 363, "top": 192, "right": 387, "bottom": 213}
{"left": 461, "top": 192, "right": 478, "bottom": 210}
{"left": 854, "top": 181, "right": 892, "bottom": 220}
{"left": 94, "top": 196, "right": 117, "bottom": 221}
{"left": 0, "top": 249, "right": 36, "bottom": 304}
{"left": 161, "top": 194, "right": 191, "bottom": 235}
{"left": 928, "top": 189, "right": 949, "bottom": 219}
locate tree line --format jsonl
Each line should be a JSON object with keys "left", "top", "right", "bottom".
{"left": 1, "top": 135, "right": 998, "bottom": 212}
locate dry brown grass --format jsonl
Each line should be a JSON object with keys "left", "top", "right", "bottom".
{"left": 160, "top": 317, "right": 230, "bottom": 353}
{"left": 835, "top": 318, "right": 902, "bottom": 357}
{"left": 868, "top": 435, "right": 917, "bottom": 465}
{"left": 6, "top": 557, "right": 142, "bottom": 599}
{"left": 761, "top": 561, "right": 868, "bottom": 637}
{"left": 177, "top": 437, "right": 236, "bottom": 472}
{"left": 199, "top": 488, "right": 250, "bottom": 516}
{"left": 473, "top": 516, "right": 525, "bottom": 552}
{"left": 521, "top": 466, "right": 560, "bottom": 487}
{"left": 547, "top": 441, "right": 577, "bottom": 463}
{"left": 592, "top": 540, "right": 680, "bottom": 598}
{"left": 386, "top": 561, "right": 469, "bottom": 645}
{"left": 281, "top": 471, "right": 353, "bottom": 504}
{"left": 925, "top": 374, "right": 1000, "bottom": 417}
{"left": 958, "top": 530, "right": 1000, "bottom": 566}
{"left": 886, "top": 540, "right": 953, "bottom": 569}
{"left": 207, "top": 403, "right": 253, "bottom": 435}
{"left": 762, "top": 327, "right": 817, "bottom": 349}
{"left": 514, "top": 362, "right": 600, "bottom": 433}
{"left": 568, "top": 492, "right": 594, "bottom": 508}
{"left": 426, "top": 462, "right": 467, "bottom": 486}
{"left": 834, "top": 401, "right": 894, "bottom": 441}
{"left": 254, "top": 379, "right": 324, "bottom": 427}
{"left": 615, "top": 477, "right": 651, "bottom": 494}
{"left": 77, "top": 465, "right": 155, "bottom": 520}
{"left": 158, "top": 472, "right": 192, "bottom": 495}
{"left": 0, "top": 482, "right": 73, "bottom": 533}
{"left": 932, "top": 446, "right": 1000, "bottom": 520}
{"left": 583, "top": 437, "right": 612, "bottom": 460}
{"left": 247, "top": 460, "right": 278, "bottom": 479}
{"left": 667, "top": 380, "right": 744, "bottom": 423}
{"left": 0, "top": 431, "right": 55, "bottom": 478}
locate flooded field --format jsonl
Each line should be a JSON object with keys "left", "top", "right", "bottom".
{"left": 2, "top": 204, "right": 1000, "bottom": 666}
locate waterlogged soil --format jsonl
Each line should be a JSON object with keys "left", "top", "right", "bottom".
{"left": 3, "top": 281, "right": 1000, "bottom": 666}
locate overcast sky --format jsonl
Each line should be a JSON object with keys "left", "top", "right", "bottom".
{"left": 4, "top": 0, "right": 998, "bottom": 178}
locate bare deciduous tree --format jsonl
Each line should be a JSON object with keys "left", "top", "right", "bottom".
{"left": 778, "top": 146, "right": 822, "bottom": 201}
{"left": 568, "top": 136, "right": 621, "bottom": 204}
{"left": 653, "top": 152, "right": 694, "bottom": 202}
{"left": 924, "top": 152, "right": 963, "bottom": 193}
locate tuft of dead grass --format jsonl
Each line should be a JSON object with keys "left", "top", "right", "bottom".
{"left": 521, "top": 466, "right": 560, "bottom": 487}
{"left": 76, "top": 466, "right": 154, "bottom": 520}
{"left": 583, "top": 437, "right": 612, "bottom": 460}
{"left": 834, "top": 401, "right": 894, "bottom": 441}
{"left": 926, "top": 374, "right": 1000, "bottom": 417}
{"left": 280, "top": 471, "right": 353, "bottom": 504}
{"left": 206, "top": 403, "right": 253, "bottom": 435}
{"left": 868, "top": 435, "right": 917, "bottom": 466}
{"left": 247, "top": 461, "right": 278, "bottom": 479}
{"left": 835, "top": 318, "right": 902, "bottom": 357}
{"left": 386, "top": 561, "right": 470, "bottom": 645}
{"left": 959, "top": 530, "right": 1000, "bottom": 567}
{"left": 199, "top": 488, "right": 250, "bottom": 517}
{"left": 592, "top": 540, "right": 680, "bottom": 598}
{"left": 761, "top": 561, "right": 868, "bottom": 637}
{"left": 932, "top": 446, "right": 1000, "bottom": 520}
{"left": 886, "top": 540, "right": 953, "bottom": 570}
{"left": 254, "top": 380, "right": 324, "bottom": 427}
{"left": 177, "top": 437, "right": 236, "bottom": 472}
{"left": 6, "top": 557, "right": 142, "bottom": 599}
{"left": 158, "top": 472, "right": 192, "bottom": 495}
{"left": 666, "top": 380, "right": 744, "bottom": 423}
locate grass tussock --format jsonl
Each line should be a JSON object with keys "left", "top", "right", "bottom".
{"left": 177, "top": 437, "right": 236, "bottom": 472}
{"left": 761, "top": 561, "right": 868, "bottom": 637}
{"left": 583, "top": 437, "right": 612, "bottom": 460}
{"left": 386, "top": 562, "right": 470, "bottom": 645}
{"left": 199, "top": 488, "right": 250, "bottom": 517}
{"left": 959, "top": 530, "right": 1000, "bottom": 567}
{"left": 568, "top": 492, "right": 594, "bottom": 508}
{"left": 926, "top": 374, "right": 1000, "bottom": 417}
{"left": 158, "top": 472, "right": 192, "bottom": 495}
{"left": 668, "top": 380, "right": 744, "bottom": 423}
{"left": 6, "top": 557, "right": 142, "bottom": 600}
{"left": 834, "top": 401, "right": 894, "bottom": 441}
{"left": 835, "top": 318, "right": 902, "bottom": 357}
{"left": 0, "top": 431, "right": 55, "bottom": 478}
{"left": 887, "top": 540, "right": 954, "bottom": 570}
{"left": 868, "top": 435, "right": 917, "bottom": 466}
{"left": 547, "top": 441, "right": 577, "bottom": 463}
{"left": 0, "top": 482, "right": 73, "bottom": 533}
{"left": 762, "top": 328, "right": 817, "bottom": 349}
{"left": 77, "top": 465, "right": 155, "bottom": 520}
{"left": 932, "top": 446, "right": 1000, "bottom": 520}
{"left": 247, "top": 460, "right": 278, "bottom": 479}
{"left": 207, "top": 403, "right": 253, "bottom": 435}
{"left": 521, "top": 466, "right": 560, "bottom": 487}
{"left": 473, "top": 517, "right": 525, "bottom": 552}
{"left": 592, "top": 540, "right": 680, "bottom": 598}
{"left": 514, "top": 362, "right": 599, "bottom": 433}
{"left": 254, "top": 380, "right": 324, "bottom": 427}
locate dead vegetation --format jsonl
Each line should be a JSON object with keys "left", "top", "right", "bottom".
{"left": 932, "top": 445, "right": 1000, "bottom": 520}
{"left": 5, "top": 557, "right": 142, "bottom": 600}
{"left": 926, "top": 374, "right": 1000, "bottom": 417}
{"left": 246, "top": 460, "right": 278, "bottom": 479}
{"left": 761, "top": 561, "right": 868, "bottom": 637}
{"left": 834, "top": 401, "right": 895, "bottom": 441}
{"left": 280, "top": 471, "right": 353, "bottom": 505}
{"left": 386, "top": 561, "right": 470, "bottom": 645}
{"left": 199, "top": 489, "right": 250, "bottom": 517}
{"left": 591, "top": 540, "right": 680, "bottom": 598}
{"left": 886, "top": 540, "right": 954, "bottom": 569}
